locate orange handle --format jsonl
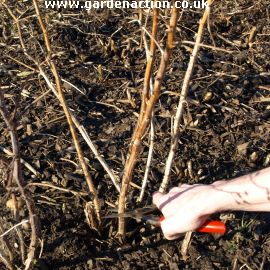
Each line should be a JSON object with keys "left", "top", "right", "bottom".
{"left": 196, "top": 220, "right": 226, "bottom": 234}
{"left": 159, "top": 216, "right": 226, "bottom": 234}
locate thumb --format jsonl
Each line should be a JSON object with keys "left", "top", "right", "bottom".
{"left": 160, "top": 215, "right": 184, "bottom": 240}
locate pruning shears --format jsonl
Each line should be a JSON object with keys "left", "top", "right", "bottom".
{"left": 104, "top": 206, "right": 226, "bottom": 234}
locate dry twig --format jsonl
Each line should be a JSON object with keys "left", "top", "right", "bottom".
{"left": 71, "top": 115, "right": 121, "bottom": 192}
{"left": 139, "top": 114, "right": 154, "bottom": 202}
{"left": 0, "top": 220, "right": 29, "bottom": 238}
{"left": 0, "top": 146, "right": 39, "bottom": 176}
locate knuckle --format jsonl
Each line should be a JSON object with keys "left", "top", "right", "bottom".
{"left": 169, "top": 187, "right": 181, "bottom": 193}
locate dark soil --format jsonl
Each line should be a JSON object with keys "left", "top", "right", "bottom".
{"left": 0, "top": 1, "right": 270, "bottom": 269}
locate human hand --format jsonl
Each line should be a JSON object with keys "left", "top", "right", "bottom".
{"left": 153, "top": 184, "right": 220, "bottom": 240}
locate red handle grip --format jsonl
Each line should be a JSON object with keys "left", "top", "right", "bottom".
{"left": 196, "top": 220, "right": 226, "bottom": 234}
{"left": 159, "top": 216, "right": 226, "bottom": 234}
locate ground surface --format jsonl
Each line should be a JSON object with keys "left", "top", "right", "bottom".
{"left": 0, "top": 1, "right": 270, "bottom": 269}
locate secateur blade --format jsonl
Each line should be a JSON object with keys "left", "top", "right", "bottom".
{"left": 104, "top": 206, "right": 162, "bottom": 226}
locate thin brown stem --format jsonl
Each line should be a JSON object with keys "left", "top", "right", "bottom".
{"left": 142, "top": 3, "right": 158, "bottom": 114}
{"left": 32, "top": 0, "right": 101, "bottom": 226}
{"left": 132, "top": 2, "right": 159, "bottom": 144}
{"left": 0, "top": 92, "right": 40, "bottom": 270}
{"left": 118, "top": 3, "right": 179, "bottom": 237}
